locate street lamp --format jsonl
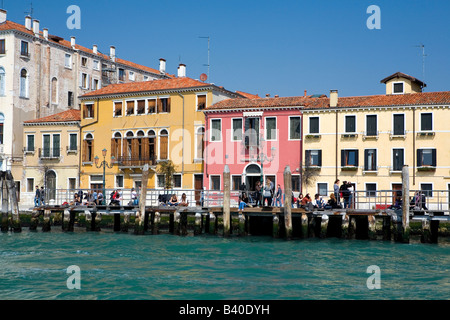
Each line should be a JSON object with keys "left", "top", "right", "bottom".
{"left": 95, "top": 148, "right": 114, "bottom": 205}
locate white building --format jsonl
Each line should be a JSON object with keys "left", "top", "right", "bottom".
{"left": 0, "top": 9, "right": 172, "bottom": 172}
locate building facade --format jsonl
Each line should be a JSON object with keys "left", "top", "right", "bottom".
{"left": 18, "top": 109, "right": 81, "bottom": 207}
{"left": 0, "top": 9, "right": 171, "bottom": 173}
{"left": 301, "top": 73, "right": 450, "bottom": 209}
{"left": 79, "top": 72, "right": 243, "bottom": 204}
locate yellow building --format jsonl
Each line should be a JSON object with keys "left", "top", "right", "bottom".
{"left": 302, "top": 72, "right": 450, "bottom": 209}
{"left": 14, "top": 109, "right": 81, "bottom": 206}
{"left": 79, "top": 72, "right": 242, "bottom": 203}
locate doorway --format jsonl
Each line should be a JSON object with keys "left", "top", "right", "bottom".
{"left": 194, "top": 174, "right": 203, "bottom": 206}
{"left": 392, "top": 183, "right": 402, "bottom": 205}
{"left": 45, "top": 170, "right": 56, "bottom": 202}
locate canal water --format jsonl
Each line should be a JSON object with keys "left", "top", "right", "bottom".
{"left": 0, "top": 229, "right": 449, "bottom": 300}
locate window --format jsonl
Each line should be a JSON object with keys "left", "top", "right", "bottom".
{"left": 232, "top": 118, "right": 243, "bottom": 141}
{"left": 291, "top": 175, "right": 300, "bottom": 192}
{"left": 317, "top": 183, "right": 328, "bottom": 197}
{"left": 173, "top": 174, "right": 182, "bottom": 188}
{"left": 42, "top": 134, "right": 60, "bottom": 158}
{"left": 69, "top": 133, "right": 77, "bottom": 152}
{"left": 26, "top": 134, "right": 35, "bottom": 152}
{"left": 195, "top": 127, "right": 205, "bottom": 160}
{"left": 115, "top": 175, "right": 124, "bottom": 188}
{"left": 111, "top": 132, "right": 122, "bottom": 160}
{"left": 118, "top": 68, "right": 125, "bottom": 81}
{"left": 0, "top": 39, "right": 5, "bottom": 54}
{"left": 137, "top": 100, "right": 145, "bottom": 115}
{"left": 65, "top": 54, "right": 72, "bottom": 68}
{"left": 81, "top": 73, "right": 88, "bottom": 89}
{"left": 157, "top": 174, "right": 165, "bottom": 188}
{"left": 341, "top": 149, "right": 359, "bottom": 167}
{"left": 265, "top": 117, "right": 277, "bottom": 140}
{"left": 393, "top": 82, "right": 404, "bottom": 94}
{"left": 232, "top": 176, "right": 242, "bottom": 191}
{"left": 52, "top": 134, "right": 61, "bottom": 158}
{"left": 93, "top": 60, "right": 100, "bottom": 70}
{"left": 147, "top": 99, "right": 156, "bottom": 114}
{"left": 366, "top": 115, "right": 377, "bottom": 136}
{"left": 68, "top": 91, "right": 74, "bottom": 107}
{"left": 83, "top": 103, "right": 94, "bottom": 118}
{"left": 393, "top": 114, "right": 405, "bottom": 135}
{"left": 0, "top": 113, "right": 3, "bottom": 144}
{"left": 417, "top": 149, "right": 436, "bottom": 167}
{"left": 392, "top": 149, "right": 404, "bottom": 171}
{"left": 157, "top": 97, "right": 171, "bottom": 113}
{"left": 345, "top": 115, "right": 356, "bottom": 133}
{"left": 143, "top": 76, "right": 149, "bottom": 81}
{"left": 114, "top": 101, "right": 123, "bottom": 117}
{"left": 27, "top": 178, "right": 34, "bottom": 192}
{"left": 210, "top": 176, "right": 221, "bottom": 191}
{"left": 129, "top": 71, "right": 135, "bottom": 81}
{"left": 68, "top": 178, "right": 77, "bottom": 191}
{"left": 197, "top": 94, "right": 207, "bottom": 110}
{"left": 0, "top": 67, "right": 5, "bottom": 96}
{"left": 309, "top": 117, "right": 319, "bottom": 134}
{"left": 51, "top": 78, "right": 58, "bottom": 104}
{"left": 289, "top": 116, "right": 301, "bottom": 140}
{"left": 20, "top": 41, "right": 29, "bottom": 57}
{"left": 159, "top": 129, "right": 168, "bottom": 160}
{"left": 81, "top": 57, "right": 88, "bottom": 67}
{"left": 126, "top": 100, "right": 135, "bottom": 116}
{"left": 364, "top": 149, "right": 377, "bottom": 171}
{"left": 92, "top": 78, "right": 100, "bottom": 90}
{"left": 420, "top": 113, "right": 433, "bottom": 131}
{"left": 20, "top": 69, "right": 28, "bottom": 98}
{"left": 421, "top": 183, "right": 433, "bottom": 198}
{"left": 83, "top": 133, "right": 94, "bottom": 163}
{"left": 210, "top": 119, "right": 221, "bottom": 142}
{"left": 244, "top": 117, "right": 259, "bottom": 147}
{"left": 366, "top": 183, "right": 377, "bottom": 197}
{"left": 305, "top": 150, "right": 322, "bottom": 167}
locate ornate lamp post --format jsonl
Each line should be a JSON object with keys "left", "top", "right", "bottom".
{"left": 94, "top": 148, "right": 114, "bottom": 205}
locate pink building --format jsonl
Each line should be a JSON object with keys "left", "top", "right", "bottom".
{"left": 203, "top": 96, "right": 312, "bottom": 200}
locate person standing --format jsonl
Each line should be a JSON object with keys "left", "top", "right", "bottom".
{"left": 34, "top": 186, "right": 41, "bottom": 207}
{"left": 274, "top": 184, "right": 282, "bottom": 207}
{"left": 263, "top": 180, "right": 272, "bottom": 206}
{"left": 255, "top": 181, "right": 262, "bottom": 207}
{"left": 334, "top": 179, "right": 340, "bottom": 205}
{"left": 347, "top": 182, "right": 354, "bottom": 209}
{"left": 131, "top": 188, "right": 138, "bottom": 205}
{"left": 40, "top": 186, "right": 46, "bottom": 206}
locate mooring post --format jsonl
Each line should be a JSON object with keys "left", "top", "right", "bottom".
{"left": 209, "top": 212, "right": 216, "bottom": 234}
{"left": 300, "top": 213, "right": 308, "bottom": 238}
{"left": 320, "top": 214, "right": 329, "bottom": 238}
{"left": 223, "top": 165, "right": 231, "bottom": 237}
{"left": 368, "top": 215, "right": 377, "bottom": 240}
{"left": 400, "top": 165, "right": 410, "bottom": 243}
{"left": 42, "top": 209, "right": 51, "bottom": 232}
{"left": 194, "top": 212, "right": 202, "bottom": 235}
{"left": 1, "top": 174, "right": 9, "bottom": 232}
{"left": 238, "top": 212, "right": 246, "bottom": 236}
{"left": 173, "top": 211, "right": 181, "bottom": 235}
{"left": 308, "top": 216, "right": 316, "bottom": 238}
{"left": 122, "top": 213, "right": 130, "bottom": 232}
{"left": 62, "top": 209, "right": 70, "bottom": 231}
{"left": 135, "top": 164, "right": 149, "bottom": 235}
{"left": 94, "top": 209, "right": 101, "bottom": 231}
{"left": 153, "top": 212, "right": 160, "bottom": 235}
{"left": 113, "top": 213, "right": 121, "bottom": 232}
{"left": 341, "top": 214, "right": 349, "bottom": 239}
{"left": 180, "top": 211, "right": 188, "bottom": 236}
{"left": 283, "top": 165, "right": 293, "bottom": 239}
{"left": 421, "top": 218, "right": 431, "bottom": 243}
{"left": 5, "top": 171, "right": 21, "bottom": 232}
{"left": 272, "top": 214, "right": 280, "bottom": 238}
{"left": 382, "top": 216, "right": 391, "bottom": 240}
{"left": 30, "top": 210, "right": 40, "bottom": 231}
{"left": 85, "top": 210, "right": 91, "bottom": 231}
{"left": 348, "top": 216, "right": 356, "bottom": 239}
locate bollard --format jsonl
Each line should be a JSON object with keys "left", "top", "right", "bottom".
{"left": 30, "top": 211, "right": 41, "bottom": 231}
{"left": 42, "top": 209, "right": 51, "bottom": 232}
{"left": 223, "top": 165, "right": 231, "bottom": 237}
{"left": 283, "top": 166, "right": 293, "bottom": 239}
{"left": 85, "top": 210, "right": 92, "bottom": 231}
{"left": 348, "top": 216, "right": 356, "bottom": 239}
{"left": 341, "top": 214, "right": 349, "bottom": 239}
{"left": 194, "top": 213, "right": 202, "bottom": 235}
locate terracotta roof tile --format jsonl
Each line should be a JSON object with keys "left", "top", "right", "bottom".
{"left": 380, "top": 71, "right": 426, "bottom": 87}
{"left": 206, "top": 96, "right": 313, "bottom": 110}
{"left": 81, "top": 77, "right": 213, "bottom": 98}
{"left": 235, "top": 91, "right": 260, "bottom": 99}
{"left": 24, "top": 109, "right": 81, "bottom": 124}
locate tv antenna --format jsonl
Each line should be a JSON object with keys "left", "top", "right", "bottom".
{"left": 415, "top": 44, "right": 427, "bottom": 91}
{"left": 199, "top": 36, "right": 210, "bottom": 82}
{"left": 24, "top": 1, "right": 34, "bottom": 18}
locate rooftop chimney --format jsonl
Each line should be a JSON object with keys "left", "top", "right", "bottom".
{"left": 25, "top": 16, "right": 32, "bottom": 30}
{"left": 177, "top": 63, "right": 186, "bottom": 77}
{"left": 274, "top": 95, "right": 279, "bottom": 98}
{"left": 330, "top": 90, "right": 338, "bottom": 107}
{"left": 110, "top": 46, "right": 116, "bottom": 62}
{"left": 32, "top": 19, "right": 40, "bottom": 37}
{"left": 43, "top": 28, "right": 48, "bottom": 40}
{"left": 71, "top": 36, "right": 76, "bottom": 48}
{"left": 266, "top": 94, "right": 270, "bottom": 98}
{"left": 304, "top": 90, "right": 307, "bottom": 97}
{"left": 93, "top": 45, "right": 98, "bottom": 54}
{"left": 0, "top": 9, "right": 6, "bottom": 24}
{"left": 159, "top": 58, "right": 166, "bottom": 74}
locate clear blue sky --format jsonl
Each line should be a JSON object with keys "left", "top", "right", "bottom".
{"left": 3, "top": 0, "right": 450, "bottom": 97}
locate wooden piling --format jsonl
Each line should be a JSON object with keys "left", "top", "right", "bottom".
{"left": 238, "top": 213, "right": 246, "bottom": 236}
{"left": 94, "top": 210, "right": 101, "bottom": 231}
{"left": 368, "top": 215, "right": 377, "bottom": 240}
{"left": 272, "top": 214, "right": 280, "bottom": 238}
{"left": 382, "top": 216, "right": 391, "bottom": 240}
{"left": 153, "top": 212, "right": 160, "bottom": 235}
{"left": 341, "top": 214, "right": 349, "bottom": 239}
{"left": 113, "top": 214, "right": 121, "bottom": 232}
{"left": 348, "top": 216, "right": 356, "bottom": 239}
{"left": 283, "top": 166, "right": 293, "bottom": 239}
{"left": 42, "top": 209, "right": 51, "bottom": 232}
{"left": 421, "top": 219, "right": 431, "bottom": 243}
{"left": 1, "top": 175, "right": 9, "bottom": 232}
{"left": 85, "top": 210, "right": 92, "bottom": 231}
{"left": 320, "top": 214, "right": 329, "bottom": 238}
{"left": 180, "top": 211, "right": 188, "bottom": 236}
{"left": 62, "top": 209, "right": 70, "bottom": 231}
{"left": 122, "top": 213, "right": 130, "bottom": 232}
{"left": 173, "top": 211, "right": 181, "bottom": 235}
{"left": 223, "top": 165, "right": 231, "bottom": 237}
{"left": 301, "top": 213, "right": 308, "bottom": 238}
{"left": 208, "top": 212, "right": 216, "bottom": 234}
{"left": 194, "top": 213, "right": 202, "bottom": 235}
{"left": 30, "top": 211, "right": 40, "bottom": 231}
{"left": 400, "top": 165, "right": 410, "bottom": 243}
{"left": 5, "top": 171, "right": 21, "bottom": 232}
{"left": 308, "top": 216, "right": 316, "bottom": 238}
{"left": 135, "top": 164, "right": 149, "bottom": 235}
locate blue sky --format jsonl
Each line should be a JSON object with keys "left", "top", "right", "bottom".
{"left": 3, "top": 0, "right": 450, "bottom": 97}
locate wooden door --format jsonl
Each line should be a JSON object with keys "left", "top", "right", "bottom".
{"left": 194, "top": 175, "right": 203, "bottom": 206}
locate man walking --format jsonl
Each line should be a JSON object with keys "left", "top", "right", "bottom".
{"left": 34, "top": 186, "right": 41, "bottom": 207}
{"left": 40, "top": 186, "right": 46, "bottom": 206}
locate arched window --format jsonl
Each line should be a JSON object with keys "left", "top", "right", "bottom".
{"left": 20, "top": 68, "right": 28, "bottom": 98}
{"left": 125, "top": 132, "right": 134, "bottom": 165}
{"left": 45, "top": 170, "right": 57, "bottom": 202}
{"left": 148, "top": 130, "right": 156, "bottom": 164}
{"left": 0, "top": 113, "right": 4, "bottom": 145}
{"left": 111, "top": 132, "right": 122, "bottom": 160}
{"left": 83, "top": 133, "right": 94, "bottom": 163}
{"left": 159, "top": 129, "right": 168, "bottom": 160}
{"left": 0, "top": 67, "right": 5, "bottom": 96}
{"left": 196, "top": 127, "right": 205, "bottom": 160}
{"left": 136, "top": 131, "right": 145, "bottom": 164}
{"left": 51, "top": 77, "right": 58, "bottom": 104}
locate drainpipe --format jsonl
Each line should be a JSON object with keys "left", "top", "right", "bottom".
{"left": 335, "top": 109, "right": 338, "bottom": 181}
{"left": 175, "top": 92, "right": 185, "bottom": 176}
{"left": 300, "top": 109, "right": 304, "bottom": 194}
{"left": 413, "top": 107, "right": 416, "bottom": 186}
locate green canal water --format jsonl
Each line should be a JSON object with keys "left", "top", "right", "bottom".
{"left": 0, "top": 229, "right": 449, "bottom": 300}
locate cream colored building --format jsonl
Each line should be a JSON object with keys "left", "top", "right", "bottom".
{"left": 302, "top": 73, "right": 450, "bottom": 209}
{"left": 16, "top": 110, "right": 81, "bottom": 207}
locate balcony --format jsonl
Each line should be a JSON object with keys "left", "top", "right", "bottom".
{"left": 39, "top": 148, "right": 61, "bottom": 160}
{"left": 114, "top": 155, "right": 157, "bottom": 168}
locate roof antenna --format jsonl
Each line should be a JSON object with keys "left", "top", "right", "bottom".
{"left": 25, "top": 1, "right": 34, "bottom": 18}
{"left": 199, "top": 36, "right": 210, "bottom": 82}
{"left": 414, "top": 44, "right": 427, "bottom": 91}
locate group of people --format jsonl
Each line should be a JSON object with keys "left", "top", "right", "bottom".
{"left": 238, "top": 178, "right": 283, "bottom": 210}
{"left": 333, "top": 179, "right": 354, "bottom": 209}
{"left": 168, "top": 193, "right": 189, "bottom": 207}
{"left": 34, "top": 186, "right": 46, "bottom": 207}
{"left": 72, "top": 189, "right": 105, "bottom": 206}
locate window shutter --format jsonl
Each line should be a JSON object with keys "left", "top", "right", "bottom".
{"left": 111, "top": 139, "right": 115, "bottom": 159}
{"left": 160, "top": 136, "right": 168, "bottom": 159}
{"left": 318, "top": 150, "right": 322, "bottom": 167}
{"left": 355, "top": 150, "right": 359, "bottom": 167}
{"left": 167, "top": 98, "right": 171, "bottom": 113}
{"left": 373, "top": 150, "right": 377, "bottom": 171}
{"left": 79, "top": 72, "right": 83, "bottom": 88}
{"left": 305, "top": 150, "right": 310, "bottom": 166}
{"left": 432, "top": 149, "right": 436, "bottom": 167}
{"left": 90, "top": 140, "right": 94, "bottom": 162}
{"left": 157, "top": 99, "right": 162, "bottom": 113}
{"left": 82, "top": 140, "right": 87, "bottom": 162}
{"left": 364, "top": 149, "right": 369, "bottom": 171}
{"left": 341, "top": 150, "right": 345, "bottom": 167}
{"left": 417, "top": 149, "right": 422, "bottom": 167}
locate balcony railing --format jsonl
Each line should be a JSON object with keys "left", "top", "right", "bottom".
{"left": 113, "top": 155, "right": 157, "bottom": 167}
{"left": 39, "top": 148, "right": 61, "bottom": 159}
